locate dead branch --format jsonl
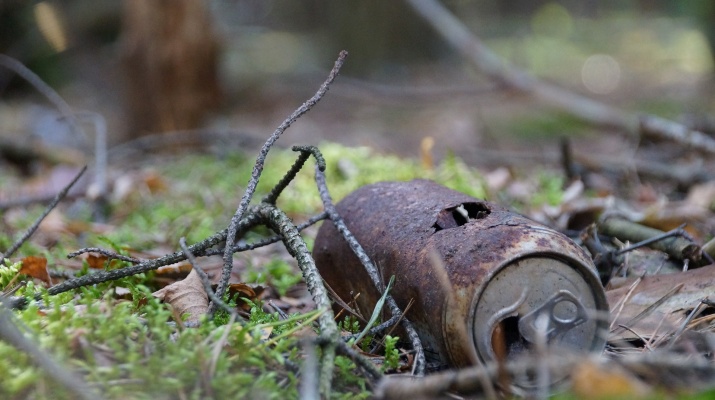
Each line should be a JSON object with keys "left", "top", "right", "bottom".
{"left": 405, "top": 0, "right": 715, "bottom": 154}
{"left": 598, "top": 215, "right": 702, "bottom": 264}
{"left": 299, "top": 339, "right": 320, "bottom": 400}
{"left": 314, "top": 167, "right": 426, "bottom": 376}
{"left": 253, "top": 203, "right": 339, "bottom": 396}
{"left": 66, "top": 248, "right": 142, "bottom": 264}
{"left": 204, "top": 211, "right": 328, "bottom": 257}
{"left": 214, "top": 51, "right": 348, "bottom": 314}
{"left": 2, "top": 166, "right": 87, "bottom": 260}
{"left": 2, "top": 209, "right": 264, "bottom": 310}
{"left": 262, "top": 146, "right": 326, "bottom": 204}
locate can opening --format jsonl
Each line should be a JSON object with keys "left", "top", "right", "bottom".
{"left": 491, "top": 316, "right": 530, "bottom": 359}
{"left": 433, "top": 202, "right": 490, "bottom": 231}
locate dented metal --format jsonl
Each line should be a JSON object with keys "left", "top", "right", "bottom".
{"left": 313, "top": 179, "right": 608, "bottom": 375}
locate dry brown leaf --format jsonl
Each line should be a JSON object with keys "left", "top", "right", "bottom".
{"left": 607, "top": 264, "right": 715, "bottom": 340}
{"left": 19, "top": 255, "right": 51, "bottom": 285}
{"left": 156, "top": 261, "right": 193, "bottom": 276}
{"left": 152, "top": 269, "right": 208, "bottom": 324}
{"left": 143, "top": 170, "right": 167, "bottom": 193}
{"left": 227, "top": 282, "right": 265, "bottom": 311}
{"left": 571, "top": 360, "right": 651, "bottom": 399}
{"left": 85, "top": 254, "right": 108, "bottom": 269}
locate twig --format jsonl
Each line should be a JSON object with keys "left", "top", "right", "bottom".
{"left": 262, "top": 145, "right": 326, "bottom": 204}
{"left": 253, "top": 202, "right": 338, "bottom": 396}
{"left": 0, "top": 54, "right": 88, "bottom": 150}
{"left": 640, "top": 116, "right": 715, "bottom": 154}
{"left": 179, "top": 237, "right": 235, "bottom": 317}
{"left": 2, "top": 166, "right": 87, "bottom": 260}
{"left": 612, "top": 283, "right": 684, "bottom": 335}
{"left": 0, "top": 298, "right": 102, "bottom": 400}
{"left": 314, "top": 167, "right": 426, "bottom": 376}
{"left": 208, "top": 312, "right": 237, "bottom": 387}
{"left": 405, "top": 0, "right": 715, "bottom": 154}
{"left": 344, "top": 315, "right": 401, "bottom": 342}
{"left": 67, "top": 248, "right": 142, "bottom": 264}
{"left": 214, "top": 51, "right": 348, "bottom": 313}
{"left": 599, "top": 216, "right": 701, "bottom": 263}
{"left": 203, "top": 211, "right": 328, "bottom": 257}
{"left": 5, "top": 209, "right": 264, "bottom": 310}
{"left": 315, "top": 336, "right": 384, "bottom": 382}
{"left": 667, "top": 299, "right": 707, "bottom": 349}
{"left": 299, "top": 339, "right": 320, "bottom": 400}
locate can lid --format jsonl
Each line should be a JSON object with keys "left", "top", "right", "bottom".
{"left": 471, "top": 256, "right": 607, "bottom": 365}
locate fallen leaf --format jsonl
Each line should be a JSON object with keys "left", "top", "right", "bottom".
{"left": 85, "top": 254, "right": 108, "bottom": 269}
{"left": 607, "top": 264, "right": 715, "bottom": 340}
{"left": 152, "top": 269, "right": 208, "bottom": 324}
{"left": 19, "top": 255, "right": 51, "bottom": 285}
{"left": 571, "top": 360, "right": 651, "bottom": 399}
{"left": 227, "top": 283, "right": 263, "bottom": 311}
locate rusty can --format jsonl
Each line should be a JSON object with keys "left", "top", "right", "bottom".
{"left": 313, "top": 180, "right": 608, "bottom": 375}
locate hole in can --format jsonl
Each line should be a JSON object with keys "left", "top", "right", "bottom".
{"left": 491, "top": 315, "right": 529, "bottom": 359}
{"left": 432, "top": 202, "right": 491, "bottom": 231}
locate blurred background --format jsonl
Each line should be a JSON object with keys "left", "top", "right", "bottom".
{"left": 1, "top": 0, "right": 714, "bottom": 169}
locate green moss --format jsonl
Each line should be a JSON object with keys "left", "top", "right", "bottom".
{"left": 0, "top": 142, "right": 578, "bottom": 398}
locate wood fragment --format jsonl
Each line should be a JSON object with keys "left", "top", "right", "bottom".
{"left": 599, "top": 216, "right": 701, "bottom": 263}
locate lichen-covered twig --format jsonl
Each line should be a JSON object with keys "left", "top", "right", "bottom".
{"left": 253, "top": 203, "right": 338, "bottom": 396}
{"left": 214, "top": 51, "right": 348, "bottom": 313}
{"left": 2, "top": 166, "right": 87, "bottom": 260}
{"left": 67, "top": 248, "right": 142, "bottom": 264}
{"left": 203, "top": 211, "right": 328, "bottom": 257}
{"left": 314, "top": 167, "right": 426, "bottom": 376}
{"left": 5, "top": 208, "right": 264, "bottom": 310}
{"left": 262, "top": 145, "right": 326, "bottom": 204}
{"left": 179, "top": 237, "right": 235, "bottom": 317}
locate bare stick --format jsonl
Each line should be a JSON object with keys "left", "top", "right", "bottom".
{"left": 203, "top": 211, "right": 328, "bottom": 257}
{"left": 67, "top": 248, "right": 142, "bottom": 264}
{"left": 4, "top": 209, "right": 264, "bottom": 311}
{"left": 179, "top": 237, "right": 236, "bottom": 317}
{"left": 299, "top": 339, "right": 320, "bottom": 400}
{"left": 214, "top": 51, "right": 348, "bottom": 313}
{"left": 2, "top": 166, "right": 87, "bottom": 259}
{"left": 262, "top": 145, "right": 326, "bottom": 204}
{"left": 599, "top": 216, "right": 701, "bottom": 263}
{"left": 405, "top": 0, "right": 715, "bottom": 154}
{"left": 0, "top": 298, "right": 102, "bottom": 400}
{"left": 314, "top": 167, "right": 426, "bottom": 376}
{"left": 316, "top": 334, "right": 384, "bottom": 383}
{"left": 0, "top": 54, "right": 88, "bottom": 149}
{"left": 253, "top": 203, "right": 338, "bottom": 397}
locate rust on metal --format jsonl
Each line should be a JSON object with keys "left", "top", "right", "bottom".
{"left": 313, "top": 179, "right": 609, "bottom": 373}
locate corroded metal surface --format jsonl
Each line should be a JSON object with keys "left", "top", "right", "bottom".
{"left": 313, "top": 179, "right": 608, "bottom": 370}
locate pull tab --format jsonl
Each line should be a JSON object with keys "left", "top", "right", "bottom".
{"left": 518, "top": 290, "right": 588, "bottom": 344}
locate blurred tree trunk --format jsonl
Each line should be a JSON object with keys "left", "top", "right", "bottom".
{"left": 120, "top": 0, "right": 221, "bottom": 137}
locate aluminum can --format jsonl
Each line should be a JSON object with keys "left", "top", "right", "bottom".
{"left": 313, "top": 179, "right": 608, "bottom": 372}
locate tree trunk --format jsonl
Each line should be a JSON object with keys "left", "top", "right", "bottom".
{"left": 120, "top": 0, "right": 221, "bottom": 137}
